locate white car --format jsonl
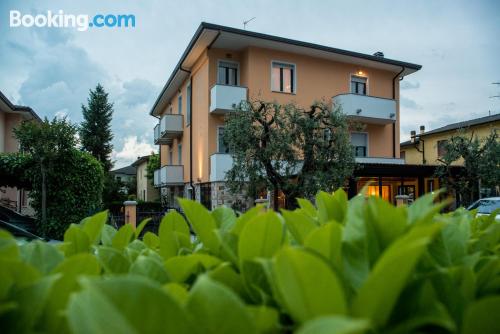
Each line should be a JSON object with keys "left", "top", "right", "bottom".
{"left": 467, "top": 197, "right": 500, "bottom": 220}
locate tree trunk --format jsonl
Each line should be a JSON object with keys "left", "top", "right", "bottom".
{"left": 273, "top": 188, "right": 279, "bottom": 211}
{"left": 41, "top": 162, "right": 47, "bottom": 226}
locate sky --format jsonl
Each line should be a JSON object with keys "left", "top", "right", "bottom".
{"left": 1, "top": 0, "right": 499, "bottom": 168}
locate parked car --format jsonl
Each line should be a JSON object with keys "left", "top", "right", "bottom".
{"left": 467, "top": 197, "right": 500, "bottom": 220}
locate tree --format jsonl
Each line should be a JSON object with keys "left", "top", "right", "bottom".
{"left": 14, "top": 118, "right": 77, "bottom": 227}
{"left": 80, "top": 84, "right": 114, "bottom": 172}
{"left": 436, "top": 130, "right": 499, "bottom": 207}
{"left": 146, "top": 153, "right": 160, "bottom": 186}
{"left": 223, "top": 100, "right": 355, "bottom": 210}
{"left": 13, "top": 118, "right": 103, "bottom": 239}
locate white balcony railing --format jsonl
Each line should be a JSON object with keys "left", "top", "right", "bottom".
{"left": 210, "top": 84, "right": 248, "bottom": 114}
{"left": 333, "top": 94, "right": 397, "bottom": 124}
{"left": 355, "top": 157, "right": 405, "bottom": 165}
{"left": 153, "top": 165, "right": 184, "bottom": 187}
{"left": 154, "top": 114, "right": 183, "bottom": 145}
{"left": 210, "top": 153, "right": 233, "bottom": 182}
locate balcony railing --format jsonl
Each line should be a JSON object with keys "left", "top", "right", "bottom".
{"left": 153, "top": 165, "right": 184, "bottom": 187}
{"left": 333, "top": 94, "right": 397, "bottom": 124}
{"left": 210, "top": 153, "right": 233, "bottom": 182}
{"left": 154, "top": 114, "right": 184, "bottom": 145}
{"left": 355, "top": 157, "right": 405, "bottom": 165}
{"left": 209, "top": 84, "right": 248, "bottom": 114}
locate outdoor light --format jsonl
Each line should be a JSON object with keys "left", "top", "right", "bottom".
{"left": 357, "top": 70, "right": 364, "bottom": 76}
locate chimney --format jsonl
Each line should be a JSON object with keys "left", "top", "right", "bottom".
{"left": 410, "top": 130, "right": 416, "bottom": 143}
{"left": 373, "top": 51, "right": 384, "bottom": 57}
{"left": 420, "top": 125, "right": 425, "bottom": 135}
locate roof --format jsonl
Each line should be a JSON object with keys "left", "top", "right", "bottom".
{"left": 131, "top": 155, "right": 151, "bottom": 167}
{"left": 151, "top": 22, "right": 422, "bottom": 116}
{"left": 0, "top": 90, "right": 42, "bottom": 122}
{"left": 111, "top": 165, "right": 136, "bottom": 176}
{"left": 401, "top": 113, "right": 500, "bottom": 147}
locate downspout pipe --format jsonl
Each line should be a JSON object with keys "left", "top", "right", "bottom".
{"left": 392, "top": 66, "right": 405, "bottom": 158}
{"left": 178, "top": 67, "right": 194, "bottom": 200}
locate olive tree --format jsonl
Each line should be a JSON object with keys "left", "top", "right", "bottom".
{"left": 223, "top": 100, "right": 355, "bottom": 210}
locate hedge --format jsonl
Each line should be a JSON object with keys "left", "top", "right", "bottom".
{"left": 0, "top": 189, "right": 499, "bottom": 333}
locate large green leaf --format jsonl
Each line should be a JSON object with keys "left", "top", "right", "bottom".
{"left": 296, "top": 198, "right": 318, "bottom": 219}
{"left": 186, "top": 275, "right": 257, "bottom": 334}
{"left": 231, "top": 205, "right": 263, "bottom": 236}
{"left": 134, "top": 218, "right": 151, "bottom": 239}
{"left": 101, "top": 224, "right": 117, "bottom": 246}
{"left": 40, "top": 253, "right": 101, "bottom": 333}
{"left": 63, "top": 224, "right": 91, "bottom": 256}
{"left": 81, "top": 210, "right": 108, "bottom": 244}
{"left": 273, "top": 247, "right": 346, "bottom": 323}
{"left": 352, "top": 224, "right": 441, "bottom": 327}
{"left": 129, "top": 255, "right": 170, "bottom": 284}
{"left": 0, "top": 275, "right": 58, "bottom": 333}
{"left": 282, "top": 209, "right": 317, "bottom": 245}
{"left": 164, "top": 254, "right": 222, "bottom": 283}
{"left": 159, "top": 210, "right": 191, "bottom": 259}
{"left": 179, "top": 199, "right": 220, "bottom": 253}
{"left": 304, "top": 222, "right": 343, "bottom": 270}
{"left": 297, "top": 316, "right": 370, "bottom": 334}
{"left": 211, "top": 206, "right": 237, "bottom": 232}
{"left": 239, "top": 211, "right": 284, "bottom": 263}
{"left": 246, "top": 305, "right": 280, "bottom": 334}
{"left": 462, "top": 296, "right": 500, "bottom": 334}
{"left": 315, "top": 189, "right": 348, "bottom": 224}
{"left": 428, "top": 214, "right": 470, "bottom": 267}
{"left": 365, "top": 196, "right": 407, "bottom": 250}
{"left": 67, "top": 276, "right": 194, "bottom": 334}
{"left": 96, "top": 246, "right": 130, "bottom": 274}
{"left": 112, "top": 224, "right": 135, "bottom": 250}
{"left": 20, "top": 240, "right": 64, "bottom": 274}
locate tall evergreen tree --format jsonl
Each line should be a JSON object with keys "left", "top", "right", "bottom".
{"left": 80, "top": 84, "right": 114, "bottom": 171}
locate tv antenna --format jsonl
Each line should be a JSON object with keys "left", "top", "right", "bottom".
{"left": 243, "top": 17, "right": 256, "bottom": 30}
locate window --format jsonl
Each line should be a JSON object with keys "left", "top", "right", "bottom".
{"left": 186, "top": 83, "right": 191, "bottom": 125}
{"left": 217, "top": 127, "right": 229, "bottom": 153}
{"left": 143, "top": 190, "right": 146, "bottom": 201}
{"left": 217, "top": 61, "right": 239, "bottom": 86}
{"left": 437, "top": 140, "right": 448, "bottom": 158}
{"left": 178, "top": 94, "right": 182, "bottom": 115}
{"left": 351, "top": 132, "right": 368, "bottom": 157}
{"left": 351, "top": 76, "right": 367, "bottom": 95}
{"left": 169, "top": 106, "right": 173, "bottom": 114}
{"left": 272, "top": 62, "right": 295, "bottom": 93}
{"left": 169, "top": 147, "right": 173, "bottom": 164}
{"left": 178, "top": 144, "right": 182, "bottom": 164}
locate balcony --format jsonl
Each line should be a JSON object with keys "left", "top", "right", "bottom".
{"left": 153, "top": 165, "right": 184, "bottom": 187}
{"left": 210, "top": 153, "right": 233, "bottom": 182}
{"left": 355, "top": 157, "right": 405, "bottom": 165}
{"left": 154, "top": 114, "right": 183, "bottom": 145}
{"left": 210, "top": 84, "right": 248, "bottom": 114}
{"left": 333, "top": 94, "right": 397, "bottom": 124}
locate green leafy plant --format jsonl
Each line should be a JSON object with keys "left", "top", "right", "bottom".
{"left": 1, "top": 190, "right": 499, "bottom": 333}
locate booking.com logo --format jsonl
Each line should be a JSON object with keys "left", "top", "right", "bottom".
{"left": 9, "top": 10, "right": 136, "bottom": 31}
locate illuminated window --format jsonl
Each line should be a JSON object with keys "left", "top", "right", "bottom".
{"left": 366, "top": 185, "right": 391, "bottom": 201}
{"left": 272, "top": 62, "right": 295, "bottom": 93}
{"left": 351, "top": 76, "right": 367, "bottom": 95}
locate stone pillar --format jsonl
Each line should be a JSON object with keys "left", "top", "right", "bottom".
{"left": 395, "top": 195, "right": 409, "bottom": 207}
{"left": 124, "top": 200, "right": 137, "bottom": 229}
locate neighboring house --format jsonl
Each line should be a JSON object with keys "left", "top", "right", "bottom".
{"left": 401, "top": 113, "right": 500, "bottom": 165}
{"left": 150, "top": 22, "right": 428, "bottom": 209}
{"left": 132, "top": 155, "right": 160, "bottom": 202}
{"left": 110, "top": 165, "right": 136, "bottom": 194}
{"left": 0, "top": 90, "right": 41, "bottom": 216}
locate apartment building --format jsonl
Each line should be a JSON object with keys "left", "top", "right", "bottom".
{"left": 151, "top": 22, "right": 424, "bottom": 209}
{"left": 0, "top": 90, "right": 41, "bottom": 215}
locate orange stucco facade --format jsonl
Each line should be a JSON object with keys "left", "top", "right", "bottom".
{"left": 157, "top": 46, "right": 401, "bottom": 184}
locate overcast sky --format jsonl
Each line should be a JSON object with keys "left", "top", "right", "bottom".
{"left": 1, "top": 0, "right": 499, "bottom": 168}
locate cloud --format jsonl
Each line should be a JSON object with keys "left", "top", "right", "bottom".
{"left": 400, "top": 80, "right": 420, "bottom": 90}
{"left": 112, "top": 136, "right": 155, "bottom": 168}
{"left": 400, "top": 96, "right": 422, "bottom": 109}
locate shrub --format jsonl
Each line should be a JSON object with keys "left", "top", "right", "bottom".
{"left": 1, "top": 190, "right": 499, "bottom": 333}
